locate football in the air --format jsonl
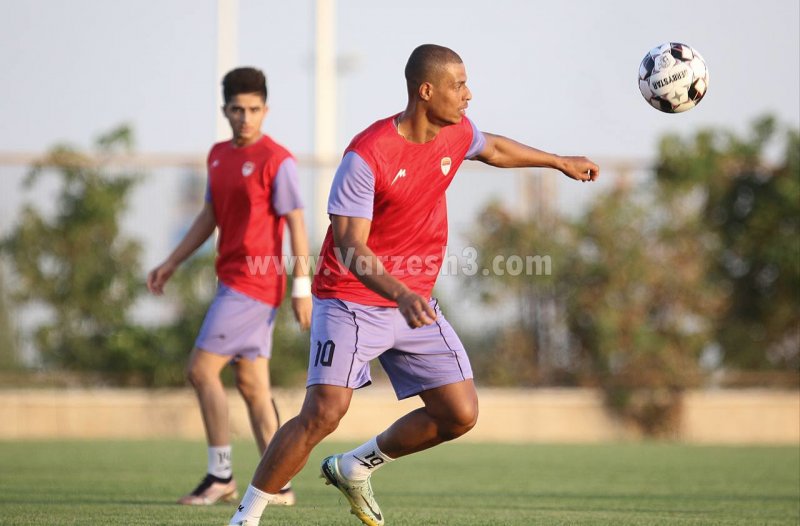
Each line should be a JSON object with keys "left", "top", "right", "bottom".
{"left": 638, "top": 42, "right": 709, "bottom": 113}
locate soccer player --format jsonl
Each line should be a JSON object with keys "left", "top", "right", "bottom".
{"left": 228, "top": 45, "right": 599, "bottom": 526}
{"left": 147, "top": 67, "right": 312, "bottom": 507}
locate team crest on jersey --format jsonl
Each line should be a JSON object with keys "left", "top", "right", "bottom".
{"left": 241, "top": 161, "right": 255, "bottom": 177}
{"left": 441, "top": 157, "right": 452, "bottom": 176}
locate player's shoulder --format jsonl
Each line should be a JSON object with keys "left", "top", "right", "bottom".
{"left": 449, "top": 115, "right": 475, "bottom": 137}
{"left": 227, "top": 136, "right": 296, "bottom": 173}
{"left": 208, "top": 140, "right": 230, "bottom": 157}
{"left": 257, "top": 134, "right": 294, "bottom": 159}
{"left": 348, "top": 115, "right": 396, "bottom": 150}
{"left": 462, "top": 115, "right": 476, "bottom": 131}
{"left": 440, "top": 115, "right": 477, "bottom": 153}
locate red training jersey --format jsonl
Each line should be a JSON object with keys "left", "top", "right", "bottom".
{"left": 207, "top": 135, "right": 293, "bottom": 306}
{"left": 313, "top": 114, "right": 475, "bottom": 306}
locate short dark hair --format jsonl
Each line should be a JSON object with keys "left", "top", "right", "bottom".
{"left": 222, "top": 67, "right": 267, "bottom": 104}
{"left": 404, "top": 44, "right": 463, "bottom": 95}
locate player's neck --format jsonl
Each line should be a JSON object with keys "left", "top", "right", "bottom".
{"left": 395, "top": 111, "right": 441, "bottom": 144}
{"left": 232, "top": 133, "right": 263, "bottom": 148}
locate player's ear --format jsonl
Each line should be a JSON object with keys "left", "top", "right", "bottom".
{"left": 263, "top": 102, "right": 270, "bottom": 116}
{"left": 419, "top": 82, "right": 433, "bottom": 101}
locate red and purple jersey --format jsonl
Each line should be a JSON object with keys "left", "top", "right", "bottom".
{"left": 313, "top": 114, "right": 486, "bottom": 306}
{"left": 207, "top": 135, "right": 303, "bottom": 307}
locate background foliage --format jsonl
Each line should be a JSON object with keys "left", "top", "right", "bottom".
{"left": 1, "top": 127, "right": 148, "bottom": 383}
{"left": 0, "top": 117, "right": 797, "bottom": 434}
{"left": 465, "top": 116, "right": 798, "bottom": 434}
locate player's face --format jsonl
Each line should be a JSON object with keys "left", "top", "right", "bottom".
{"left": 429, "top": 62, "right": 472, "bottom": 125}
{"left": 223, "top": 93, "right": 268, "bottom": 146}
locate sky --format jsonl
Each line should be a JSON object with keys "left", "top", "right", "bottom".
{"left": 0, "top": 0, "right": 798, "bottom": 328}
{"left": 0, "top": 0, "right": 797, "bottom": 157}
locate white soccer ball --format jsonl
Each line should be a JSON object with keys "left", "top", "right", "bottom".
{"left": 638, "top": 42, "right": 709, "bottom": 113}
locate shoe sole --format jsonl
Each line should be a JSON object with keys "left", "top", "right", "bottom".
{"left": 221, "top": 490, "right": 240, "bottom": 504}
{"left": 320, "top": 458, "right": 382, "bottom": 526}
{"left": 270, "top": 491, "right": 297, "bottom": 506}
{"left": 177, "top": 488, "right": 239, "bottom": 506}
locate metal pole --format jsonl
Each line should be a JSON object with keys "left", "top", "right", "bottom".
{"left": 216, "top": 0, "right": 238, "bottom": 142}
{"left": 313, "top": 0, "right": 337, "bottom": 245}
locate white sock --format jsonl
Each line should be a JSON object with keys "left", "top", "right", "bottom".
{"left": 208, "top": 445, "right": 233, "bottom": 479}
{"left": 338, "top": 437, "right": 394, "bottom": 481}
{"left": 229, "top": 484, "right": 273, "bottom": 525}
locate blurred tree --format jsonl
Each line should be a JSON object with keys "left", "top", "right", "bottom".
{"left": 657, "top": 116, "right": 800, "bottom": 374}
{"left": 465, "top": 115, "right": 798, "bottom": 434}
{"left": 0, "top": 267, "right": 20, "bottom": 369}
{"left": 142, "top": 249, "right": 217, "bottom": 386}
{"left": 468, "top": 185, "right": 723, "bottom": 435}
{"left": 1, "top": 125, "right": 149, "bottom": 382}
{"left": 561, "top": 186, "right": 723, "bottom": 435}
{"left": 466, "top": 199, "right": 574, "bottom": 386}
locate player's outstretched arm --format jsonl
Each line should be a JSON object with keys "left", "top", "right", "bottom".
{"left": 146, "top": 202, "right": 216, "bottom": 295}
{"left": 331, "top": 214, "right": 436, "bottom": 328}
{"left": 475, "top": 132, "right": 599, "bottom": 182}
{"left": 284, "top": 208, "right": 312, "bottom": 330}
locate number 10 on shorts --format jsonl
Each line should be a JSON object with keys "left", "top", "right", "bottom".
{"left": 314, "top": 340, "right": 336, "bottom": 367}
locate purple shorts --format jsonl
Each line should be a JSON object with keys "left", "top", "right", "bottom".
{"left": 307, "top": 297, "right": 473, "bottom": 399}
{"left": 195, "top": 284, "right": 278, "bottom": 361}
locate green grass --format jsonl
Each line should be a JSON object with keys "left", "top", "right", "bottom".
{"left": 0, "top": 440, "right": 797, "bottom": 525}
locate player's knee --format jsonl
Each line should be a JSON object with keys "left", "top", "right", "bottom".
{"left": 185, "top": 363, "right": 207, "bottom": 389}
{"left": 438, "top": 400, "right": 479, "bottom": 441}
{"left": 235, "top": 378, "right": 265, "bottom": 405}
{"left": 236, "top": 382, "right": 263, "bottom": 403}
{"left": 297, "top": 404, "right": 343, "bottom": 437}
{"left": 298, "top": 393, "right": 349, "bottom": 438}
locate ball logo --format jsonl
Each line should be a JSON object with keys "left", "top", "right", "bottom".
{"left": 656, "top": 53, "right": 675, "bottom": 71}
{"left": 441, "top": 157, "right": 452, "bottom": 176}
{"left": 241, "top": 161, "right": 255, "bottom": 177}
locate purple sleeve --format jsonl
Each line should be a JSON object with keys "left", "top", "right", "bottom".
{"left": 465, "top": 118, "right": 487, "bottom": 159}
{"left": 327, "top": 151, "right": 375, "bottom": 220}
{"left": 205, "top": 178, "right": 212, "bottom": 203}
{"left": 272, "top": 157, "right": 304, "bottom": 216}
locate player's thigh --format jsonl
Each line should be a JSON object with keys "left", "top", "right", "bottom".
{"left": 380, "top": 299, "right": 474, "bottom": 400}
{"left": 298, "top": 384, "right": 354, "bottom": 430}
{"left": 233, "top": 356, "right": 271, "bottom": 398}
{"left": 186, "top": 347, "right": 231, "bottom": 381}
{"left": 419, "top": 378, "right": 479, "bottom": 427}
{"left": 307, "top": 297, "right": 393, "bottom": 390}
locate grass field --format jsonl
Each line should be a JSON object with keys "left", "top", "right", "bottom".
{"left": 0, "top": 440, "right": 797, "bottom": 525}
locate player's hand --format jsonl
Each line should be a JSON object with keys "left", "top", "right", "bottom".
{"left": 146, "top": 261, "right": 177, "bottom": 295}
{"left": 397, "top": 290, "right": 437, "bottom": 329}
{"left": 559, "top": 156, "right": 600, "bottom": 183}
{"left": 292, "top": 296, "right": 312, "bottom": 330}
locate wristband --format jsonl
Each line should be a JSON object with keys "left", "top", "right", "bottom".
{"left": 291, "top": 276, "right": 312, "bottom": 298}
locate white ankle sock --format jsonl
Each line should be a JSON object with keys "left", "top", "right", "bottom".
{"left": 208, "top": 445, "right": 233, "bottom": 479}
{"left": 229, "top": 484, "right": 272, "bottom": 525}
{"left": 339, "top": 437, "right": 394, "bottom": 481}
